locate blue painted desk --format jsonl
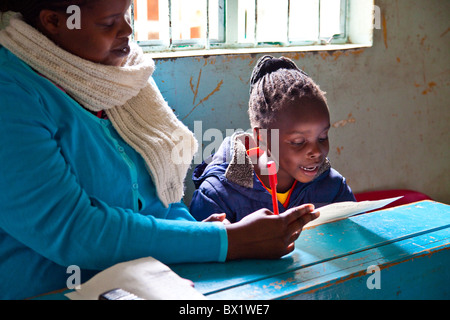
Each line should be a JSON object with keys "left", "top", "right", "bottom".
{"left": 169, "top": 200, "right": 450, "bottom": 300}
{"left": 36, "top": 200, "right": 449, "bottom": 300}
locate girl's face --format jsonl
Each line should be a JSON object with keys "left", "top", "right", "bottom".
{"left": 41, "top": 0, "right": 133, "bottom": 66}
{"left": 266, "top": 97, "right": 331, "bottom": 189}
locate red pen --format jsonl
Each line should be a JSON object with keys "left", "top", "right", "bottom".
{"left": 267, "top": 161, "right": 279, "bottom": 215}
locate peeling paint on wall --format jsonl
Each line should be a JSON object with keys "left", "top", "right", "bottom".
{"left": 382, "top": 12, "right": 388, "bottom": 49}
{"left": 184, "top": 69, "right": 224, "bottom": 120}
{"left": 332, "top": 113, "right": 356, "bottom": 129}
{"left": 421, "top": 82, "right": 437, "bottom": 95}
{"left": 440, "top": 27, "right": 450, "bottom": 38}
{"left": 311, "top": 48, "right": 365, "bottom": 62}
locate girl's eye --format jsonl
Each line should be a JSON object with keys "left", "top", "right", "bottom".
{"left": 319, "top": 136, "right": 329, "bottom": 143}
{"left": 290, "top": 140, "right": 305, "bottom": 147}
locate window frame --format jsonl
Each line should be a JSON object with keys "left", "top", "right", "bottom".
{"left": 132, "top": 0, "right": 374, "bottom": 56}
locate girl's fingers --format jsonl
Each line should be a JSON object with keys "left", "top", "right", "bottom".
{"left": 285, "top": 206, "right": 320, "bottom": 244}
{"left": 282, "top": 204, "right": 316, "bottom": 224}
{"left": 203, "top": 213, "right": 227, "bottom": 223}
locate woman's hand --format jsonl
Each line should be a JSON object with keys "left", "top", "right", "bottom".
{"left": 225, "top": 204, "right": 319, "bottom": 260}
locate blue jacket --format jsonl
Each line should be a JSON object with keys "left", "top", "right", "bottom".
{"left": 0, "top": 47, "right": 227, "bottom": 299}
{"left": 190, "top": 132, "right": 355, "bottom": 222}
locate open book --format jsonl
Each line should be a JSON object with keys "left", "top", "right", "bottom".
{"left": 305, "top": 196, "right": 404, "bottom": 228}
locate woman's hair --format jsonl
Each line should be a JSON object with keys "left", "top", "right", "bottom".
{"left": 0, "top": 0, "right": 87, "bottom": 27}
{"left": 249, "top": 55, "right": 327, "bottom": 128}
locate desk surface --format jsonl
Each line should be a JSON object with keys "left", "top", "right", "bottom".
{"left": 37, "top": 200, "right": 450, "bottom": 300}
{"left": 169, "top": 200, "right": 450, "bottom": 300}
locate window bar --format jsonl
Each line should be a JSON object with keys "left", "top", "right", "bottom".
{"left": 287, "top": 0, "right": 290, "bottom": 44}
{"left": 217, "top": 0, "right": 225, "bottom": 44}
{"left": 318, "top": 0, "right": 322, "bottom": 43}
{"left": 130, "top": 2, "right": 135, "bottom": 42}
{"left": 206, "top": 0, "right": 210, "bottom": 50}
{"left": 168, "top": 0, "right": 173, "bottom": 49}
{"left": 254, "top": 0, "right": 258, "bottom": 46}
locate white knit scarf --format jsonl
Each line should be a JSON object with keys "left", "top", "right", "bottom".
{"left": 0, "top": 12, "right": 198, "bottom": 207}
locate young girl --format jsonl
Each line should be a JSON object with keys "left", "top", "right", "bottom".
{"left": 0, "top": 1, "right": 317, "bottom": 299}
{"left": 191, "top": 55, "right": 355, "bottom": 223}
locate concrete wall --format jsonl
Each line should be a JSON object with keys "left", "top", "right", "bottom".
{"left": 152, "top": 0, "right": 450, "bottom": 204}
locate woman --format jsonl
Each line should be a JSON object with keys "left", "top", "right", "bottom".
{"left": 0, "top": 0, "right": 318, "bottom": 299}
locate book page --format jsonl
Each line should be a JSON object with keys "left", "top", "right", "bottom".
{"left": 305, "top": 196, "right": 403, "bottom": 228}
{"left": 65, "top": 257, "right": 206, "bottom": 300}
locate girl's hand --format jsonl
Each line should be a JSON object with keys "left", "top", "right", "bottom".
{"left": 203, "top": 213, "right": 231, "bottom": 225}
{"left": 225, "top": 204, "right": 319, "bottom": 260}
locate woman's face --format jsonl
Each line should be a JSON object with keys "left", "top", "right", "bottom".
{"left": 41, "top": 0, "right": 133, "bottom": 66}
{"left": 267, "top": 97, "right": 331, "bottom": 188}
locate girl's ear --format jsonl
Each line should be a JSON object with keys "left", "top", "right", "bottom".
{"left": 38, "top": 10, "right": 65, "bottom": 36}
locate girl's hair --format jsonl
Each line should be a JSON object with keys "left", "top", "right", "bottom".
{"left": 249, "top": 55, "right": 327, "bottom": 128}
{"left": 0, "top": 0, "right": 87, "bottom": 27}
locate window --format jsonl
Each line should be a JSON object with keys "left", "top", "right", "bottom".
{"left": 132, "top": 0, "right": 224, "bottom": 51}
{"left": 132, "top": 0, "right": 362, "bottom": 53}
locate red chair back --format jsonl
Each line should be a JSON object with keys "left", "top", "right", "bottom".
{"left": 354, "top": 189, "right": 433, "bottom": 209}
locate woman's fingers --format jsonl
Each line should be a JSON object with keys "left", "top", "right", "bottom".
{"left": 225, "top": 205, "right": 320, "bottom": 261}
{"left": 288, "top": 230, "right": 301, "bottom": 244}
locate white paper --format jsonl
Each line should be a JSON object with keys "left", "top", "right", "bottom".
{"left": 65, "top": 257, "right": 206, "bottom": 300}
{"left": 305, "top": 196, "right": 403, "bottom": 228}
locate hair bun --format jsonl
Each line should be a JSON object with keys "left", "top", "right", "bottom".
{"left": 250, "top": 55, "right": 308, "bottom": 93}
